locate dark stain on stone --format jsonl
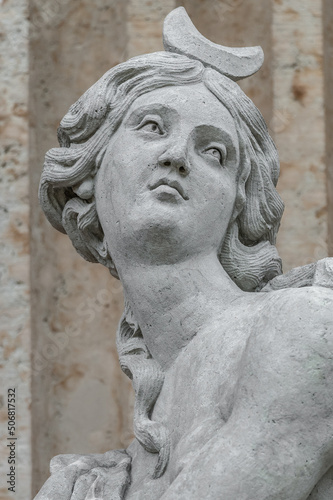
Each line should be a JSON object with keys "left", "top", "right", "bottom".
{"left": 284, "top": 7, "right": 299, "bottom": 17}
{"left": 54, "top": 363, "right": 85, "bottom": 391}
{"left": 292, "top": 81, "right": 307, "bottom": 104}
{"left": 5, "top": 219, "right": 29, "bottom": 255}
{"left": 315, "top": 206, "right": 327, "bottom": 218}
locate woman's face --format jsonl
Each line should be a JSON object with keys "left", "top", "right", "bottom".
{"left": 96, "top": 82, "right": 240, "bottom": 265}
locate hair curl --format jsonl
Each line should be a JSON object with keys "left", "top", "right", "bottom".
{"left": 39, "top": 52, "right": 285, "bottom": 478}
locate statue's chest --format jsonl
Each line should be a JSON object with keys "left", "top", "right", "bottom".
{"left": 152, "top": 317, "right": 252, "bottom": 479}
{"left": 126, "top": 317, "right": 253, "bottom": 499}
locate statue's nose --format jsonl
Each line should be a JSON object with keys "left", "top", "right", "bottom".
{"left": 158, "top": 143, "right": 190, "bottom": 176}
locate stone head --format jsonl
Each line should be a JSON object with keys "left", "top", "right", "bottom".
{"left": 39, "top": 50, "right": 284, "bottom": 291}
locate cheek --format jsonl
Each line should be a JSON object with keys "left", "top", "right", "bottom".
{"left": 100, "top": 141, "right": 138, "bottom": 202}
{"left": 196, "top": 180, "right": 237, "bottom": 246}
{"left": 108, "top": 134, "right": 161, "bottom": 186}
{"left": 107, "top": 138, "right": 133, "bottom": 176}
{"left": 197, "top": 168, "right": 237, "bottom": 213}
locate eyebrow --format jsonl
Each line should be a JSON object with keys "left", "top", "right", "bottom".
{"left": 193, "top": 124, "right": 235, "bottom": 146}
{"left": 124, "top": 103, "right": 237, "bottom": 145}
{"left": 124, "top": 103, "right": 178, "bottom": 123}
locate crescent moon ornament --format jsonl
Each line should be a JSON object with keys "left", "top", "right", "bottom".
{"left": 163, "top": 7, "right": 264, "bottom": 81}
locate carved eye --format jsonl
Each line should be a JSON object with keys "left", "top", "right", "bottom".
{"left": 140, "top": 121, "right": 163, "bottom": 135}
{"left": 204, "top": 147, "right": 224, "bottom": 164}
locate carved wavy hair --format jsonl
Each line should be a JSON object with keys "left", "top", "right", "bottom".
{"left": 39, "top": 52, "right": 284, "bottom": 478}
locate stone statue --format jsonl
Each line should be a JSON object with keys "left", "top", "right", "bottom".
{"left": 35, "top": 7, "right": 333, "bottom": 500}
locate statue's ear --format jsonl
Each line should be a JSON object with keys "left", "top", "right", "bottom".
{"left": 62, "top": 197, "right": 119, "bottom": 278}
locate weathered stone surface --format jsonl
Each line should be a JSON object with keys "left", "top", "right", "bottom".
{"left": 163, "top": 7, "right": 264, "bottom": 81}
{"left": 0, "top": 1, "right": 31, "bottom": 499}
{"left": 323, "top": 0, "right": 333, "bottom": 256}
{"left": 272, "top": 0, "right": 328, "bottom": 271}
{"left": 35, "top": 7, "right": 333, "bottom": 499}
{"left": 127, "top": 0, "right": 176, "bottom": 59}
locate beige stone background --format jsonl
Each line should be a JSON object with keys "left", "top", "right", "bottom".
{"left": 0, "top": 0, "right": 332, "bottom": 498}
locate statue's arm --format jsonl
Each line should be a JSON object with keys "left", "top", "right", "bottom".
{"left": 161, "top": 414, "right": 330, "bottom": 500}
{"left": 161, "top": 287, "right": 333, "bottom": 500}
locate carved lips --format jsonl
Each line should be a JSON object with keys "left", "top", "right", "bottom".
{"left": 149, "top": 178, "right": 189, "bottom": 200}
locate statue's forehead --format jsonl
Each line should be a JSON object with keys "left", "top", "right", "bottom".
{"left": 127, "top": 83, "right": 236, "bottom": 132}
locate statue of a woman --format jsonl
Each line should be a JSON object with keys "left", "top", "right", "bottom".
{"left": 35, "top": 8, "right": 333, "bottom": 500}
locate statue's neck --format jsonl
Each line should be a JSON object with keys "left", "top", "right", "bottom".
{"left": 116, "top": 253, "right": 243, "bottom": 370}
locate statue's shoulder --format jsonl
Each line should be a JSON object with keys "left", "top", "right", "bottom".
{"left": 256, "top": 285, "right": 333, "bottom": 358}
{"left": 232, "top": 286, "right": 333, "bottom": 435}
{"left": 208, "top": 284, "right": 333, "bottom": 355}
{"left": 264, "top": 284, "right": 333, "bottom": 318}
{"left": 235, "top": 281, "right": 333, "bottom": 333}
{"left": 262, "top": 257, "right": 333, "bottom": 292}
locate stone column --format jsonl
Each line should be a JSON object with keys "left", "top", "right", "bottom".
{"left": 127, "top": 0, "right": 176, "bottom": 58}
{"left": 0, "top": 1, "right": 31, "bottom": 499}
{"left": 323, "top": 0, "right": 333, "bottom": 256}
{"left": 272, "top": 0, "right": 328, "bottom": 270}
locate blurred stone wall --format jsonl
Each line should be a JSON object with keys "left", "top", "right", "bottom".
{"left": 273, "top": 0, "right": 327, "bottom": 270}
{"left": 0, "top": 0, "right": 332, "bottom": 498}
{"left": 323, "top": 0, "right": 333, "bottom": 255}
{"left": 0, "top": 1, "right": 31, "bottom": 499}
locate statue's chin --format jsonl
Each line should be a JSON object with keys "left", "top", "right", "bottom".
{"left": 120, "top": 223, "right": 191, "bottom": 266}
{"left": 108, "top": 212, "right": 199, "bottom": 267}
{"left": 101, "top": 195, "right": 225, "bottom": 266}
